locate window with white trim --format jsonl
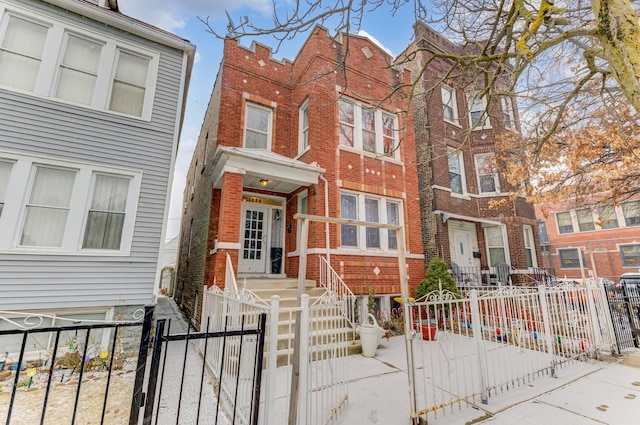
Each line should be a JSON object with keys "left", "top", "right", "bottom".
{"left": 0, "top": 152, "right": 140, "bottom": 254}
{"left": 447, "top": 148, "right": 466, "bottom": 195}
{"left": 0, "top": 10, "right": 158, "bottom": 119}
{"left": 55, "top": 33, "right": 103, "bottom": 105}
{"left": 523, "top": 225, "right": 537, "bottom": 268}
{"left": 0, "top": 160, "right": 12, "bottom": 217}
{"left": 597, "top": 206, "right": 619, "bottom": 229}
{"left": 621, "top": 244, "right": 640, "bottom": 267}
{"left": 484, "top": 226, "right": 506, "bottom": 266}
{"left": 474, "top": 153, "right": 499, "bottom": 194}
{"left": 340, "top": 191, "right": 402, "bottom": 251}
{"left": 556, "top": 211, "right": 574, "bottom": 234}
{"left": 441, "top": 86, "right": 458, "bottom": 124}
{"left": 338, "top": 98, "right": 398, "bottom": 159}
{"left": 299, "top": 100, "right": 309, "bottom": 152}
{"left": 0, "top": 14, "right": 48, "bottom": 92}
{"left": 558, "top": 248, "right": 586, "bottom": 269}
{"left": 296, "top": 191, "right": 308, "bottom": 250}
{"left": 622, "top": 201, "right": 640, "bottom": 226}
{"left": 576, "top": 209, "right": 595, "bottom": 232}
{"left": 244, "top": 103, "right": 272, "bottom": 149}
{"left": 468, "top": 92, "right": 490, "bottom": 129}
{"left": 501, "top": 97, "right": 515, "bottom": 130}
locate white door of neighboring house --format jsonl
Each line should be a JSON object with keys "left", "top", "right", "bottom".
{"left": 239, "top": 205, "right": 269, "bottom": 274}
{"left": 453, "top": 229, "right": 474, "bottom": 268}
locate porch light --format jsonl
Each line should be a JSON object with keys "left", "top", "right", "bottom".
{"left": 260, "top": 179, "right": 269, "bottom": 187}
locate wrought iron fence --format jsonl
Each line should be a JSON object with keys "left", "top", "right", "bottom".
{"left": 605, "top": 282, "right": 640, "bottom": 351}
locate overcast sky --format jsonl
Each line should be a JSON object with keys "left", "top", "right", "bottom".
{"left": 117, "top": 0, "right": 413, "bottom": 241}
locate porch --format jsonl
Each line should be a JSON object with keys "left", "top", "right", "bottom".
{"left": 450, "top": 264, "right": 558, "bottom": 288}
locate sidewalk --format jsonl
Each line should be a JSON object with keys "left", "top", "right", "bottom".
{"left": 335, "top": 336, "right": 640, "bottom": 425}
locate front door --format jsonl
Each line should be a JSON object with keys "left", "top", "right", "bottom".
{"left": 239, "top": 205, "right": 268, "bottom": 274}
{"left": 453, "top": 229, "right": 474, "bottom": 268}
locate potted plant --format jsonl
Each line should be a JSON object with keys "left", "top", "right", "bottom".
{"left": 415, "top": 257, "right": 461, "bottom": 340}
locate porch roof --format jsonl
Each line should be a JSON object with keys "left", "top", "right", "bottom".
{"left": 208, "top": 147, "right": 325, "bottom": 193}
{"left": 434, "top": 210, "right": 505, "bottom": 226}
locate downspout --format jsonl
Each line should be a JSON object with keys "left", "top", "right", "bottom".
{"left": 319, "top": 174, "right": 330, "bottom": 263}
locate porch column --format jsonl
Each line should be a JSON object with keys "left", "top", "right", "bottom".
{"left": 214, "top": 171, "right": 244, "bottom": 290}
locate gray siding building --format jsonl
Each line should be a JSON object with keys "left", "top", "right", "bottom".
{"left": 0, "top": 0, "right": 194, "bottom": 323}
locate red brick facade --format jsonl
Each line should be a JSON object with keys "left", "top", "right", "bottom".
{"left": 176, "top": 27, "right": 426, "bottom": 321}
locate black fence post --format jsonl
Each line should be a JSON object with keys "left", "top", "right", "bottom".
{"left": 129, "top": 305, "right": 155, "bottom": 425}
{"left": 252, "top": 313, "right": 267, "bottom": 425}
{"left": 143, "top": 319, "right": 166, "bottom": 424}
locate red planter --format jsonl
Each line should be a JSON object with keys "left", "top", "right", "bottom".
{"left": 415, "top": 321, "right": 437, "bottom": 340}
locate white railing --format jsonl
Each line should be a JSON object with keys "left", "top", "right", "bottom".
{"left": 409, "top": 282, "right": 616, "bottom": 423}
{"left": 319, "top": 256, "right": 357, "bottom": 326}
{"left": 201, "top": 285, "right": 350, "bottom": 425}
{"left": 226, "top": 252, "right": 239, "bottom": 293}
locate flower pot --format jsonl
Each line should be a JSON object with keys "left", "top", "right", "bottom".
{"left": 357, "top": 314, "right": 384, "bottom": 357}
{"left": 415, "top": 321, "right": 437, "bottom": 340}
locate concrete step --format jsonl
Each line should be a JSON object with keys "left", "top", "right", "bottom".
{"left": 239, "top": 278, "right": 316, "bottom": 290}
{"left": 251, "top": 287, "right": 326, "bottom": 302}
{"left": 274, "top": 340, "right": 363, "bottom": 367}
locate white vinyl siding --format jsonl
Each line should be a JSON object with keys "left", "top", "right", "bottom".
{"left": 0, "top": 152, "right": 141, "bottom": 254}
{"left": 338, "top": 98, "right": 398, "bottom": 159}
{"left": 0, "top": 9, "right": 158, "bottom": 119}
{"left": 0, "top": 160, "right": 12, "bottom": 217}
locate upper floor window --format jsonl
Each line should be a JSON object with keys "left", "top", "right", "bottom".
{"left": 109, "top": 50, "right": 150, "bottom": 117}
{"left": 598, "top": 206, "right": 619, "bottom": 229}
{"left": 558, "top": 248, "right": 587, "bottom": 269}
{"left": 441, "top": 86, "right": 458, "bottom": 124}
{"left": 576, "top": 209, "right": 595, "bottom": 232}
{"left": 0, "top": 10, "right": 158, "bottom": 119}
{"left": 0, "top": 152, "right": 140, "bottom": 254}
{"left": 622, "top": 201, "right": 640, "bottom": 226}
{"left": 55, "top": 34, "right": 102, "bottom": 105}
{"left": 447, "top": 148, "right": 466, "bottom": 195}
{"left": 340, "top": 191, "right": 402, "bottom": 251}
{"left": 338, "top": 98, "right": 398, "bottom": 159}
{"left": 474, "top": 153, "right": 499, "bottom": 194}
{"left": 0, "top": 15, "right": 48, "bottom": 92}
{"left": 0, "top": 160, "right": 12, "bottom": 217}
{"left": 621, "top": 244, "right": 640, "bottom": 267}
{"left": 299, "top": 100, "right": 309, "bottom": 153}
{"left": 556, "top": 211, "right": 574, "bottom": 234}
{"left": 244, "top": 103, "right": 272, "bottom": 149}
{"left": 538, "top": 220, "right": 549, "bottom": 244}
{"left": 501, "top": 97, "right": 515, "bottom": 130}
{"left": 468, "top": 92, "right": 490, "bottom": 129}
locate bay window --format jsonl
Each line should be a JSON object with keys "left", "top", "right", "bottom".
{"left": 338, "top": 98, "right": 398, "bottom": 159}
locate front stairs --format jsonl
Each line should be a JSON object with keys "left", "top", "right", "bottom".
{"left": 240, "top": 278, "right": 362, "bottom": 366}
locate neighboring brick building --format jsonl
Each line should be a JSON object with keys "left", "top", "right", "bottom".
{"left": 399, "top": 22, "right": 541, "bottom": 284}
{"left": 176, "top": 27, "right": 425, "bottom": 323}
{"left": 536, "top": 196, "right": 640, "bottom": 282}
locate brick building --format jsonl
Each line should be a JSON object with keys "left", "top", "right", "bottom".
{"left": 175, "top": 27, "right": 425, "bottom": 322}
{"left": 400, "top": 22, "right": 541, "bottom": 284}
{"left": 536, "top": 196, "right": 640, "bottom": 282}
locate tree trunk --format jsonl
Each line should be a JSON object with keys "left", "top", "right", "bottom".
{"left": 593, "top": 0, "right": 640, "bottom": 113}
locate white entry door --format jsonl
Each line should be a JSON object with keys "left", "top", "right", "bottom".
{"left": 453, "top": 229, "right": 474, "bottom": 268}
{"left": 239, "top": 205, "right": 268, "bottom": 274}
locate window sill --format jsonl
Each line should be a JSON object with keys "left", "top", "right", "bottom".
{"left": 295, "top": 146, "right": 311, "bottom": 159}
{"left": 450, "top": 193, "right": 471, "bottom": 200}
{"left": 338, "top": 145, "right": 402, "bottom": 164}
{"left": 444, "top": 119, "right": 462, "bottom": 128}
{"left": 470, "top": 125, "right": 493, "bottom": 131}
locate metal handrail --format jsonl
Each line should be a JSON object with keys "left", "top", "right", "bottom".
{"left": 319, "top": 256, "right": 357, "bottom": 325}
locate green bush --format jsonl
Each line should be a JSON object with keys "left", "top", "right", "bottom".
{"left": 415, "top": 257, "right": 460, "bottom": 300}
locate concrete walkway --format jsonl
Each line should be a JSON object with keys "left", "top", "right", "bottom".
{"left": 153, "top": 297, "right": 640, "bottom": 424}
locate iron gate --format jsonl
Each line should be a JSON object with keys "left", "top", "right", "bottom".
{"left": 605, "top": 284, "right": 640, "bottom": 351}
{"left": 0, "top": 306, "right": 266, "bottom": 425}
